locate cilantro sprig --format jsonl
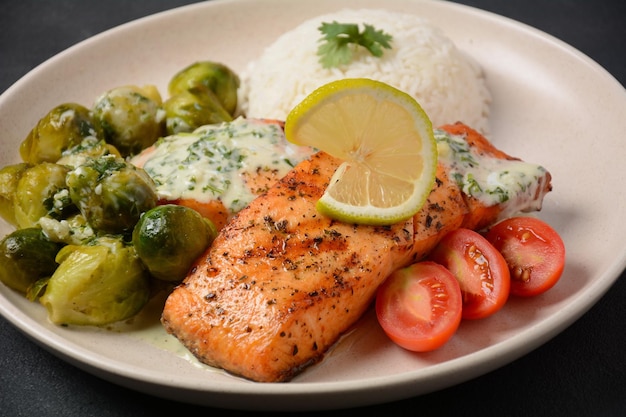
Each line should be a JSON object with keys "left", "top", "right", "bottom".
{"left": 317, "top": 21, "right": 393, "bottom": 69}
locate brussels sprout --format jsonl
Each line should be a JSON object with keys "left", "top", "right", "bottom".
{"left": 19, "top": 103, "right": 97, "bottom": 164}
{"left": 164, "top": 86, "right": 233, "bottom": 134}
{"left": 0, "top": 228, "right": 64, "bottom": 293}
{"left": 66, "top": 155, "right": 158, "bottom": 234}
{"left": 56, "top": 136, "right": 122, "bottom": 168}
{"left": 168, "top": 61, "right": 240, "bottom": 116}
{"left": 13, "top": 162, "right": 73, "bottom": 229}
{"left": 0, "top": 163, "right": 31, "bottom": 226}
{"left": 39, "top": 235, "right": 150, "bottom": 326}
{"left": 132, "top": 204, "right": 217, "bottom": 281}
{"left": 92, "top": 85, "right": 165, "bottom": 157}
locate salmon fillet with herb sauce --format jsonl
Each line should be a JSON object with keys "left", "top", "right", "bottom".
{"left": 161, "top": 123, "right": 552, "bottom": 382}
{"left": 131, "top": 118, "right": 314, "bottom": 230}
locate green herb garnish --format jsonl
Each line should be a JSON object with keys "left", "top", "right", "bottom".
{"left": 317, "top": 21, "right": 393, "bottom": 69}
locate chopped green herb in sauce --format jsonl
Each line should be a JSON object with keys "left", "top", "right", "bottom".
{"left": 136, "top": 118, "right": 314, "bottom": 214}
{"left": 435, "top": 129, "right": 548, "bottom": 215}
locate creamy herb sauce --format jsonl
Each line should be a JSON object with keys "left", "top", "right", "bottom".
{"left": 135, "top": 121, "right": 545, "bottom": 219}
{"left": 434, "top": 129, "right": 548, "bottom": 217}
{"left": 134, "top": 117, "right": 314, "bottom": 213}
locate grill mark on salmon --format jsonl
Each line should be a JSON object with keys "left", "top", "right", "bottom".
{"left": 161, "top": 123, "right": 552, "bottom": 382}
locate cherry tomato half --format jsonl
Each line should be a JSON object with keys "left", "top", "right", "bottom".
{"left": 429, "top": 228, "right": 510, "bottom": 320}
{"left": 484, "top": 216, "right": 565, "bottom": 297}
{"left": 375, "top": 261, "right": 462, "bottom": 352}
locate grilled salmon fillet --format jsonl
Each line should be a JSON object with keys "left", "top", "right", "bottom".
{"left": 161, "top": 123, "right": 552, "bottom": 382}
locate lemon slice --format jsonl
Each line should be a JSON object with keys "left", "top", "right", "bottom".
{"left": 284, "top": 78, "right": 437, "bottom": 226}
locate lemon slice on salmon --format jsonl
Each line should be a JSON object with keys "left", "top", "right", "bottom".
{"left": 284, "top": 78, "right": 437, "bottom": 226}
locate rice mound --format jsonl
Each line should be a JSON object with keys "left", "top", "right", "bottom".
{"left": 239, "top": 9, "right": 491, "bottom": 133}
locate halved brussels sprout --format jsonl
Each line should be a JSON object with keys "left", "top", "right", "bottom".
{"left": 19, "top": 103, "right": 97, "bottom": 164}
{"left": 66, "top": 155, "right": 158, "bottom": 234}
{"left": 0, "top": 228, "right": 64, "bottom": 293}
{"left": 168, "top": 61, "right": 240, "bottom": 116}
{"left": 13, "top": 162, "right": 73, "bottom": 229}
{"left": 164, "top": 86, "right": 233, "bottom": 134}
{"left": 132, "top": 204, "right": 217, "bottom": 281}
{"left": 0, "top": 163, "right": 31, "bottom": 226}
{"left": 92, "top": 85, "right": 165, "bottom": 157}
{"left": 39, "top": 235, "right": 150, "bottom": 326}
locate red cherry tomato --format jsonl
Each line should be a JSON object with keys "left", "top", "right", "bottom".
{"left": 375, "top": 261, "right": 462, "bottom": 352}
{"left": 429, "top": 228, "right": 511, "bottom": 320}
{"left": 484, "top": 216, "right": 565, "bottom": 297}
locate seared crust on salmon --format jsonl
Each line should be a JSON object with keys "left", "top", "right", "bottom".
{"left": 161, "top": 123, "right": 552, "bottom": 382}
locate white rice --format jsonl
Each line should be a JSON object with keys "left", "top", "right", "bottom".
{"left": 239, "top": 9, "right": 491, "bottom": 133}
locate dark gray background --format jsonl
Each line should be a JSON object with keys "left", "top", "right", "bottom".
{"left": 1, "top": 1, "right": 624, "bottom": 416}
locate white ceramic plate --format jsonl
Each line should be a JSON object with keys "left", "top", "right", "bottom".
{"left": 1, "top": 0, "right": 625, "bottom": 411}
